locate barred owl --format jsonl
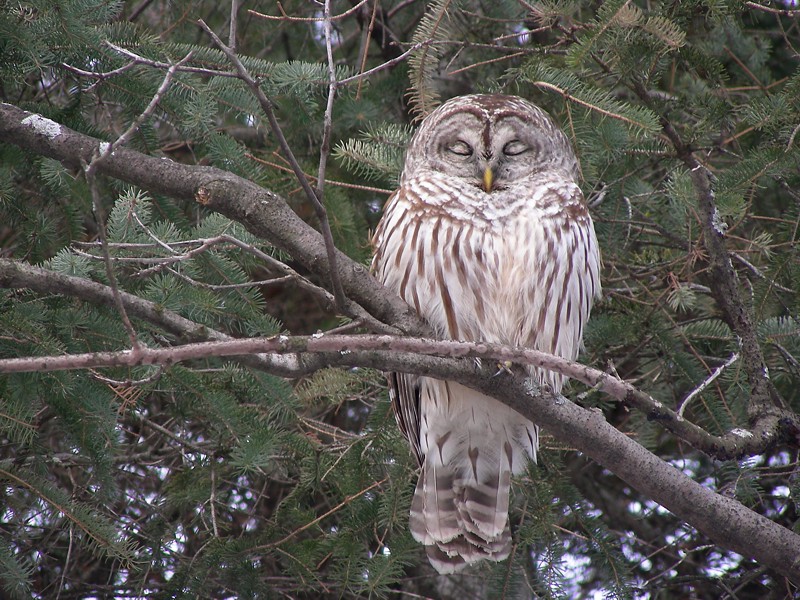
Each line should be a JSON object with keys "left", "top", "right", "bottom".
{"left": 372, "top": 94, "right": 601, "bottom": 573}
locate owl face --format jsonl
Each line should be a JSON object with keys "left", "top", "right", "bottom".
{"left": 402, "top": 94, "right": 578, "bottom": 192}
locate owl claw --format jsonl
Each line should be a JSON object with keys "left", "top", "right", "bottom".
{"left": 492, "top": 360, "right": 514, "bottom": 377}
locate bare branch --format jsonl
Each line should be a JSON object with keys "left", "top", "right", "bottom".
{"left": 248, "top": 1, "right": 370, "bottom": 23}
{"left": 197, "top": 19, "right": 348, "bottom": 312}
{"left": 104, "top": 41, "right": 239, "bottom": 79}
{"left": 0, "top": 327, "right": 795, "bottom": 460}
{"left": 81, "top": 54, "right": 190, "bottom": 351}
{"left": 745, "top": 1, "right": 800, "bottom": 17}
{"left": 60, "top": 60, "right": 138, "bottom": 87}
{"left": 677, "top": 352, "right": 740, "bottom": 418}
{"left": 338, "top": 41, "right": 426, "bottom": 86}
{"left": 313, "top": 0, "right": 348, "bottom": 310}
{"left": 228, "top": 0, "right": 239, "bottom": 52}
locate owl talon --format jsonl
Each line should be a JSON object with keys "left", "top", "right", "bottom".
{"left": 492, "top": 360, "right": 514, "bottom": 377}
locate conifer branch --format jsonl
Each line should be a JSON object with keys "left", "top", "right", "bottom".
{"left": 0, "top": 102, "right": 415, "bottom": 335}
{"left": 0, "top": 332, "right": 797, "bottom": 580}
{"left": 0, "top": 330, "right": 795, "bottom": 461}
{"left": 531, "top": 80, "right": 658, "bottom": 133}
{"left": 0, "top": 257, "right": 308, "bottom": 377}
{"left": 82, "top": 53, "right": 191, "bottom": 352}
{"left": 630, "top": 81, "right": 782, "bottom": 420}
{"left": 198, "top": 18, "right": 348, "bottom": 313}
{"left": 265, "top": 477, "right": 388, "bottom": 548}
{"left": 3, "top": 102, "right": 800, "bottom": 585}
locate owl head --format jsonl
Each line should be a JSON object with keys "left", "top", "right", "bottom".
{"left": 401, "top": 94, "right": 579, "bottom": 192}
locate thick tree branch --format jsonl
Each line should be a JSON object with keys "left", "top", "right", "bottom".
{"left": 2, "top": 103, "right": 800, "bottom": 584}
{"left": 0, "top": 102, "right": 419, "bottom": 336}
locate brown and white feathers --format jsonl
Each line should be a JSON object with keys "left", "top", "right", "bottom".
{"left": 372, "top": 94, "right": 601, "bottom": 573}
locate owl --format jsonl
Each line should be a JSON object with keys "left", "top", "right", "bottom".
{"left": 371, "top": 94, "right": 601, "bottom": 573}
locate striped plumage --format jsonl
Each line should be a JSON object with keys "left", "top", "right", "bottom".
{"left": 372, "top": 94, "right": 601, "bottom": 573}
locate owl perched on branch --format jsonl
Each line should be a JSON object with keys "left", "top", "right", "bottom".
{"left": 372, "top": 94, "right": 601, "bottom": 573}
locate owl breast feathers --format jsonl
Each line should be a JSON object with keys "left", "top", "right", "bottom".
{"left": 371, "top": 94, "right": 601, "bottom": 573}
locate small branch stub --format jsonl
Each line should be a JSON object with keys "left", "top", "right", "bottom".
{"left": 196, "top": 185, "right": 212, "bottom": 205}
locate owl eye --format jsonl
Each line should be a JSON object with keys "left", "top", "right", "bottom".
{"left": 502, "top": 140, "right": 528, "bottom": 156}
{"left": 447, "top": 140, "right": 473, "bottom": 157}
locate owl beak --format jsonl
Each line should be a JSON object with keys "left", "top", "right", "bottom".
{"left": 482, "top": 167, "right": 494, "bottom": 193}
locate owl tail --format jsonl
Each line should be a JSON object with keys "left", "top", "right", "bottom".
{"left": 409, "top": 440, "right": 514, "bottom": 574}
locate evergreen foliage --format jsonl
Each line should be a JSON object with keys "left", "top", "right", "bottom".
{"left": 0, "top": 0, "right": 799, "bottom": 598}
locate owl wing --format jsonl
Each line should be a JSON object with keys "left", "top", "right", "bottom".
{"left": 371, "top": 188, "right": 426, "bottom": 465}
{"left": 388, "top": 372, "right": 423, "bottom": 465}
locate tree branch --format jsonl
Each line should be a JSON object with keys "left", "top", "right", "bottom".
{"left": 629, "top": 82, "right": 783, "bottom": 421}
{"left": 0, "top": 327, "right": 798, "bottom": 580}
{"left": 0, "top": 102, "right": 419, "bottom": 335}
{"left": 197, "top": 18, "right": 348, "bottom": 312}
{"left": 2, "top": 103, "right": 800, "bottom": 584}
{"left": 0, "top": 319, "right": 795, "bottom": 458}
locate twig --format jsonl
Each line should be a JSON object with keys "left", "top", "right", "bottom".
{"left": 130, "top": 211, "right": 179, "bottom": 255}
{"left": 56, "top": 526, "right": 73, "bottom": 600}
{"left": 314, "top": 0, "right": 348, "bottom": 307}
{"left": 90, "top": 365, "right": 165, "bottom": 387}
{"left": 533, "top": 80, "right": 655, "bottom": 131}
{"left": 197, "top": 19, "right": 347, "bottom": 312}
{"left": 787, "top": 122, "right": 800, "bottom": 151}
{"left": 104, "top": 41, "right": 239, "bottom": 79}
{"left": 228, "top": 0, "right": 239, "bottom": 52}
{"left": 266, "top": 477, "right": 387, "bottom": 548}
{"left": 677, "top": 352, "right": 740, "bottom": 419}
{"left": 86, "top": 52, "right": 192, "bottom": 167}
{"left": 210, "top": 463, "right": 219, "bottom": 537}
{"left": 127, "top": 0, "right": 155, "bottom": 21}
{"left": 447, "top": 50, "right": 525, "bottom": 76}
{"left": 354, "top": 0, "right": 378, "bottom": 99}
{"left": 248, "top": 0, "right": 369, "bottom": 23}
{"left": 745, "top": 1, "right": 800, "bottom": 17}
{"left": 337, "top": 42, "right": 426, "bottom": 86}
{"left": 247, "top": 153, "right": 393, "bottom": 194}
{"left": 166, "top": 268, "right": 294, "bottom": 290}
{"left": 137, "top": 414, "right": 209, "bottom": 454}
{"left": 731, "top": 252, "right": 795, "bottom": 294}
{"left": 81, "top": 54, "right": 191, "bottom": 350}
{"left": 60, "top": 60, "right": 138, "bottom": 87}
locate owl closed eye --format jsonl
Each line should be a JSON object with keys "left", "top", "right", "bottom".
{"left": 403, "top": 97, "right": 578, "bottom": 195}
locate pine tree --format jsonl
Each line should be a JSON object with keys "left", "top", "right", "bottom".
{"left": 0, "top": 1, "right": 799, "bottom": 598}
